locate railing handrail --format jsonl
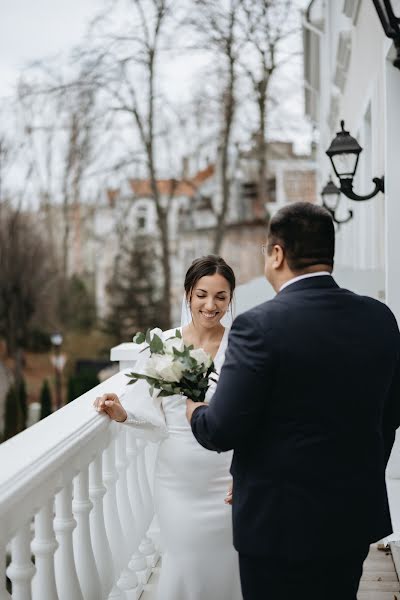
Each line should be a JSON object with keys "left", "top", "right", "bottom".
{"left": 0, "top": 369, "right": 130, "bottom": 540}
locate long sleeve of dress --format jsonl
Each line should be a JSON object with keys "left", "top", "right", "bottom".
{"left": 120, "top": 344, "right": 168, "bottom": 442}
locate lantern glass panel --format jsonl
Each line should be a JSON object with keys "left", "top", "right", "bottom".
{"left": 331, "top": 152, "right": 359, "bottom": 179}
{"left": 322, "top": 190, "right": 340, "bottom": 212}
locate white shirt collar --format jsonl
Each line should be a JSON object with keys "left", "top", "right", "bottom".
{"left": 279, "top": 271, "right": 332, "bottom": 292}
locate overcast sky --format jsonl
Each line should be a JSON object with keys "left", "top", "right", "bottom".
{"left": 0, "top": 0, "right": 312, "bottom": 153}
{"left": 0, "top": 0, "right": 99, "bottom": 98}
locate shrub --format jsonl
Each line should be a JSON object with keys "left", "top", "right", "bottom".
{"left": 40, "top": 379, "right": 53, "bottom": 419}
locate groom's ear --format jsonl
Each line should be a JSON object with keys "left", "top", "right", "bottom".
{"left": 271, "top": 244, "right": 285, "bottom": 270}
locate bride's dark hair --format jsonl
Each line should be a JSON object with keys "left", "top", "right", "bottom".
{"left": 184, "top": 255, "right": 235, "bottom": 300}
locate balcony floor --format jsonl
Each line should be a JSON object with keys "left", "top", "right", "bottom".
{"left": 140, "top": 545, "right": 400, "bottom": 599}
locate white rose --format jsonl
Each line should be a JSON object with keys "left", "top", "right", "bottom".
{"left": 189, "top": 347, "right": 212, "bottom": 369}
{"left": 153, "top": 354, "right": 185, "bottom": 383}
{"left": 142, "top": 355, "right": 160, "bottom": 379}
{"left": 164, "top": 336, "right": 185, "bottom": 355}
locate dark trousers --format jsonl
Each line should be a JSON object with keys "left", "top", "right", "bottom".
{"left": 239, "top": 544, "right": 370, "bottom": 600}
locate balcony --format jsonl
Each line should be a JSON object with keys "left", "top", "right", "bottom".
{"left": 1, "top": 342, "right": 400, "bottom": 599}
{"left": 0, "top": 343, "right": 158, "bottom": 599}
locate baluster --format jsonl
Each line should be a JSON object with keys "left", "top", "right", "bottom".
{"left": 6, "top": 522, "right": 35, "bottom": 600}
{"left": 89, "top": 454, "right": 114, "bottom": 597}
{"left": 125, "top": 432, "right": 148, "bottom": 578}
{"left": 73, "top": 468, "right": 102, "bottom": 599}
{"left": 103, "top": 436, "right": 137, "bottom": 596}
{"left": 0, "top": 537, "right": 11, "bottom": 600}
{"left": 115, "top": 431, "right": 142, "bottom": 594}
{"left": 137, "top": 441, "right": 156, "bottom": 564}
{"left": 145, "top": 443, "right": 161, "bottom": 551}
{"left": 31, "top": 500, "right": 58, "bottom": 600}
{"left": 54, "top": 483, "right": 83, "bottom": 600}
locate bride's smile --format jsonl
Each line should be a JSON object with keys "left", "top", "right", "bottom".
{"left": 189, "top": 272, "right": 231, "bottom": 330}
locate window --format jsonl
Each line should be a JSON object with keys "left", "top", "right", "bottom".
{"left": 136, "top": 205, "right": 148, "bottom": 231}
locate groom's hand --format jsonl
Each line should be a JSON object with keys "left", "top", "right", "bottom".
{"left": 186, "top": 399, "right": 207, "bottom": 424}
{"left": 94, "top": 393, "right": 127, "bottom": 422}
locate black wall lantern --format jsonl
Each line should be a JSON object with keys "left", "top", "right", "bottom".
{"left": 326, "top": 121, "right": 385, "bottom": 202}
{"left": 321, "top": 177, "right": 353, "bottom": 225}
{"left": 373, "top": 0, "right": 400, "bottom": 70}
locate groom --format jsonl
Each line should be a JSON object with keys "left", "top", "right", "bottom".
{"left": 186, "top": 202, "right": 400, "bottom": 600}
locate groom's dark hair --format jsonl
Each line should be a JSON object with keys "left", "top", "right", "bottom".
{"left": 267, "top": 202, "right": 335, "bottom": 272}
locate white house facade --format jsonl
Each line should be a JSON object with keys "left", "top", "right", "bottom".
{"left": 304, "top": 0, "right": 400, "bottom": 553}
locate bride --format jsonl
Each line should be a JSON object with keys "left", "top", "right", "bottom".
{"left": 95, "top": 255, "right": 242, "bottom": 600}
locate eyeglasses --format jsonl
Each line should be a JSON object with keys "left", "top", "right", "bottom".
{"left": 261, "top": 244, "right": 267, "bottom": 256}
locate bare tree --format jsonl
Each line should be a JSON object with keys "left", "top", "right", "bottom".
{"left": 85, "top": 0, "right": 177, "bottom": 328}
{"left": 240, "top": 0, "right": 300, "bottom": 209}
{"left": 190, "top": 0, "right": 244, "bottom": 254}
{"left": 17, "top": 74, "right": 98, "bottom": 284}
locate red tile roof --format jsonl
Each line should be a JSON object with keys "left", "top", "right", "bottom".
{"left": 128, "top": 164, "right": 215, "bottom": 198}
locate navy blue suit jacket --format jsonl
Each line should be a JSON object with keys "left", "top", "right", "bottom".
{"left": 191, "top": 276, "right": 400, "bottom": 559}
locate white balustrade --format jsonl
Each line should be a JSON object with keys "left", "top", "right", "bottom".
{"left": 72, "top": 468, "right": 102, "bottom": 600}
{"left": 103, "top": 436, "right": 138, "bottom": 597}
{"left": 137, "top": 441, "right": 157, "bottom": 564}
{"left": 0, "top": 538, "right": 11, "bottom": 600}
{"left": 31, "top": 501, "right": 58, "bottom": 600}
{"left": 125, "top": 434, "right": 149, "bottom": 580}
{"left": 54, "top": 484, "right": 83, "bottom": 600}
{"left": 115, "top": 431, "right": 143, "bottom": 598}
{"left": 0, "top": 342, "right": 161, "bottom": 600}
{"left": 89, "top": 454, "right": 115, "bottom": 597}
{"left": 6, "top": 522, "right": 35, "bottom": 600}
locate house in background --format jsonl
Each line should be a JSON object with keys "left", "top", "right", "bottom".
{"left": 175, "top": 141, "right": 317, "bottom": 323}
{"left": 41, "top": 140, "right": 317, "bottom": 324}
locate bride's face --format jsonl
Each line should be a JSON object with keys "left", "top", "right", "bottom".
{"left": 189, "top": 273, "right": 231, "bottom": 328}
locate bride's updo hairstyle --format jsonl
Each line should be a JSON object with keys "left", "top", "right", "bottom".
{"left": 184, "top": 255, "right": 236, "bottom": 302}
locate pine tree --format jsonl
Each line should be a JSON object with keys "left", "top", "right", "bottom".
{"left": 67, "top": 369, "right": 99, "bottom": 403}
{"left": 40, "top": 379, "right": 53, "bottom": 420}
{"left": 4, "top": 385, "right": 23, "bottom": 441}
{"left": 18, "top": 377, "right": 28, "bottom": 430}
{"left": 103, "top": 234, "right": 167, "bottom": 342}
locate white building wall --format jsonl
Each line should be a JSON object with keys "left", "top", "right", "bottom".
{"left": 305, "top": 0, "right": 400, "bottom": 540}
{"left": 308, "top": 0, "right": 389, "bottom": 302}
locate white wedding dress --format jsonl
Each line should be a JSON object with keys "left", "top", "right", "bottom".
{"left": 121, "top": 327, "right": 242, "bottom": 600}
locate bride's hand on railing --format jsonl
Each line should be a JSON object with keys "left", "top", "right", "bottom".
{"left": 94, "top": 393, "right": 128, "bottom": 422}
{"left": 224, "top": 482, "right": 233, "bottom": 505}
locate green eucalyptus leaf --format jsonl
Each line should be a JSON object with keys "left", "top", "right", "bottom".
{"left": 133, "top": 331, "right": 146, "bottom": 344}
{"left": 150, "top": 334, "right": 164, "bottom": 354}
{"left": 173, "top": 347, "right": 185, "bottom": 358}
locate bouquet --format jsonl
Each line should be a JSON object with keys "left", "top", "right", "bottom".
{"left": 126, "top": 328, "right": 217, "bottom": 403}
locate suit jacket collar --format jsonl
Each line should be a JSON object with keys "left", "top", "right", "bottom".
{"left": 277, "top": 274, "right": 339, "bottom": 296}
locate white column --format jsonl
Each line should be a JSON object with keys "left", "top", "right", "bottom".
{"left": 54, "top": 484, "right": 83, "bottom": 600}
{"left": 73, "top": 468, "right": 102, "bottom": 600}
{"left": 145, "top": 443, "right": 161, "bottom": 551}
{"left": 89, "top": 454, "right": 114, "bottom": 597}
{"left": 137, "top": 441, "right": 156, "bottom": 562}
{"left": 103, "top": 437, "right": 137, "bottom": 596}
{"left": 6, "top": 522, "right": 35, "bottom": 600}
{"left": 125, "top": 433, "right": 148, "bottom": 576}
{"left": 115, "top": 431, "right": 141, "bottom": 594}
{"left": 31, "top": 500, "right": 58, "bottom": 600}
{"left": 0, "top": 537, "right": 11, "bottom": 600}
